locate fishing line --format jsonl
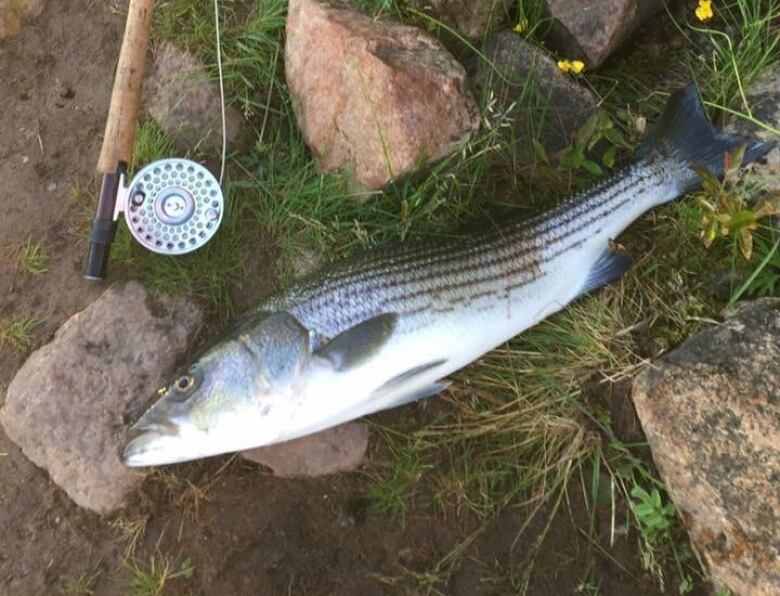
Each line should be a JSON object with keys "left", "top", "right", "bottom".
{"left": 84, "top": 0, "right": 229, "bottom": 277}
{"left": 214, "top": 0, "right": 227, "bottom": 185}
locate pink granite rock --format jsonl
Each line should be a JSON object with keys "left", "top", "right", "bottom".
{"left": 0, "top": 282, "right": 202, "bottom": 514}
{"left": 242, "top": 421, "right": 369, "bottom": 477}
{"left": 546, "top": 0, "right": 667, "bottom": 68}
{"left": 632, "top": 299, "right": 780, "bottom": 595}
{"left": 286, "top": 0, "right": 479, "bottom": 189}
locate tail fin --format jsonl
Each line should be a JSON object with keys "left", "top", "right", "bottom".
{"left": 636, "top": 85, "right": 775, "bottom": 193}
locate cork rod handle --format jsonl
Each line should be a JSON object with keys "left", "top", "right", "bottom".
{"left": 97, "top": 0, "right": 156, "bottom": 173}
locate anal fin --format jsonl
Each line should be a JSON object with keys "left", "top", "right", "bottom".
{"left": 579, "top": 248, "right": 632, "bottom": 296}
{"left": 370, "top": 359, "right": 449, "bottom": 408}
{"left": 371, "top": 380, "right": 451, "bottom": 408}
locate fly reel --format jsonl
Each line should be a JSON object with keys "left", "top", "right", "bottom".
{"left": 84, "top": 0, "right": 228, "bottom": 280}
{"left": 117, "top": 158, "right": 224, "bottom": 255}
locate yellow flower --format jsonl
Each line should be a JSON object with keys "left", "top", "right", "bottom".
{"left": 695, "top": 0, "right": 714, "bottom": 21}
{"left": 557, "top": 59, "right": 585, "bottom": 75}
{"left": 513, "top": 17, "right": 529, "bottom": 34}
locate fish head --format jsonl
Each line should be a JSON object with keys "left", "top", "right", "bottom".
{"left": 121, "top": 312, "right": 313, "bottom": 467}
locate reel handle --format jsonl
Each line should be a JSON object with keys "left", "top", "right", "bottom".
{"left": 85, "top": 0, "right": 156, "bottom": 280}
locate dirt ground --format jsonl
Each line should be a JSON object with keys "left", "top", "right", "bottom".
{"left": 0, "top": 2, "right": 695, "bottom": 595}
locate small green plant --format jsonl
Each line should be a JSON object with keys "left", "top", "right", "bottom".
{"left": 178, "top": 557, "right": 195, "bottom": 581}
{"left": 19, "top": 238, "right": 49, "bottom": 274}
{"left": 630, "top": 484, "right": 677, "bottom": 542}
{"left": 532, "top": 111, "right": 630, "bottom": 191}
{"left": 61, "top": 570, "right": 100, "bottom": 595}
{"left": 0, "top": 317, "right": 41, "bottom": 353}
{"left": 695, "top": 145, "right": 778, "bottom": 260}
{"left": 125, "top": 556, "right": 171, "bottom": 596}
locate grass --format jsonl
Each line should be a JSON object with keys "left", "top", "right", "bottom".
{"left": 61, "top": 570, "right": 101, "bottom": 596}
{"left": 111, "top": 515, "right": 150, "bottom": 558}
{"left": 18, "top": 238, "right": 49, "bottom": 274}
{"left": 674, "top": 0, "right": 780, "bottom": 128}
{"left": 97, "top": 0, "right": 780, "bottom": 592}
{"left": 124, "top": 556, "right": 171, "bottom": 596}
{"left": 0, "top": 316, "right": 41, "bottom": 353}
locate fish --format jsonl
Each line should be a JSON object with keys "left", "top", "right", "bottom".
{"left": 122, "top": 85, "right": 774, "bottom": 467}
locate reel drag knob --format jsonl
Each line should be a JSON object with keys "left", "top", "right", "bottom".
{"left": 123, "top": 158, "right": 224, "bottom": 255}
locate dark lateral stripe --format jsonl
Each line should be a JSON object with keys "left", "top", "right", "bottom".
{"left": 276, "top": 160, "right": 663, "bottom": 329}
{"left": 299, "top": 164, "right": 654, "bottom": 302}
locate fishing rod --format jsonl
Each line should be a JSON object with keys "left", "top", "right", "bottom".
{"left": 84, "top": 0, "right": 225, "bottom": 280}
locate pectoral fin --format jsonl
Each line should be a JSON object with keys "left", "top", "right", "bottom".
{"left": 316, "top": 313, "right": 399, "bottom": 371}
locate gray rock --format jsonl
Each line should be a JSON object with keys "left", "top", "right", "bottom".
{"left": 0, "top": 0, "right": 43, "bottom": 39}
{"left": 479, "top": 31, "right": 599, "bottom": 160}
{"left": 242, "top": 421, "right": 369, "bottom": 477}
{"left": 546, "top": 0, "right": 667, "bottom": 68}
{"left": 286, "top": 0, "right": 479, "bottom": 189}
{"left": 0, "top": 282, "right": 202, "bottom": 514}
{"left": 408, "top": 0, "right": 508, "bottom": 39}
{"left": 144, "top": 42, "right": 243, "bottom": 152}
{"left": 632, "top": 299, "right": 780, "bottom": 596}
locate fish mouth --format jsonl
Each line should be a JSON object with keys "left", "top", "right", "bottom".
{"left": 121, "top": 420, "right": 182, "bottom": 467}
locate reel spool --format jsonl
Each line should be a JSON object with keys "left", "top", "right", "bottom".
{"left": 116, "top": 158, "right": 224, "bottom": 255}
{"left": 83, "top": 0, "right": 229, "bottom": 279}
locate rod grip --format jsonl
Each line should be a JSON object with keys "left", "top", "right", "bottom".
{"left": 97, "top": 0, "right": 156, "bottom": 174}
{"left": 84, "top": 168, "right": 123, "bottom": 280}
{"left": 84, "top": 220, "right": 118, "bottom": 280}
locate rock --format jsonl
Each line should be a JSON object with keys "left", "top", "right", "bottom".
{"left": 0, "top": 282, "right": 202, "bottom": 514}
{"left": 632, "top": 298, "right": 780, "bottom": 596}
{"left": 242, "top": 421, "right": 369, "bottom": 477}
{"left": 408, "top": 0, "right": 506, "bottom": 39}
{"left": 286, "top": 0, "right": 479, "bottom": 189}
{"left": 479, "top": 30, "right": 599, "bottom": 159}
{"left": 0, "top": 0, "right": 43, "bottom": 39}
{"left": 545, "top": 0, "right": 667, "bottom": 68}
{"left": 144, "top": 42, "right": 243, "bottom": 152}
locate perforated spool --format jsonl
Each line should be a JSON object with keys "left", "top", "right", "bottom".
{"left": 124, "top": 158, "right": 224, "bottom": 255}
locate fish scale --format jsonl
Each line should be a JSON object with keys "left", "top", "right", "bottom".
{"left": 121, "top": 85, "right": 776, "bottom": 467}
{"left": 265, "top": 158, "right": 661, "bottom": 341}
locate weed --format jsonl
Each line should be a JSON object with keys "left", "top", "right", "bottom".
{"left": 125, "top": 555, "right": 170, "bottom": 596}
{"left": 694, "top": 144, "right": 778, "bottom": 259}
{"left": 111, "top": 515, "right": 150, "bottom": 558}
{"left": 18, "top": 238, "right": 49, "bottom": 274}
{"left": 630, "top": 485, "right": 676, "bottom": 544}
{"left": 61, "top": 570, "right": 101, "bottom": 595}
{"left": 178, "top": 557, "right": 195, "bottom": 581}
{"left": 530, "top": 110, "right": 632, "bottom": 191}
{"left": 0, "top": 317, "right": 41, "bottom": 353}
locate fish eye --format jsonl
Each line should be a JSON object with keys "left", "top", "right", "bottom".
{"left": 173, "top": 374, "right": 197, "bottom": 394}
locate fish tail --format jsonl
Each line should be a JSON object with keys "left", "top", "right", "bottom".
{"left": 635, "top": 84, "right": 775, "bottom": 198}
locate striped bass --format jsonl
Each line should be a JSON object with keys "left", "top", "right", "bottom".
{"left": 122, "top": 85, "right": 774, "bottom": 467}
